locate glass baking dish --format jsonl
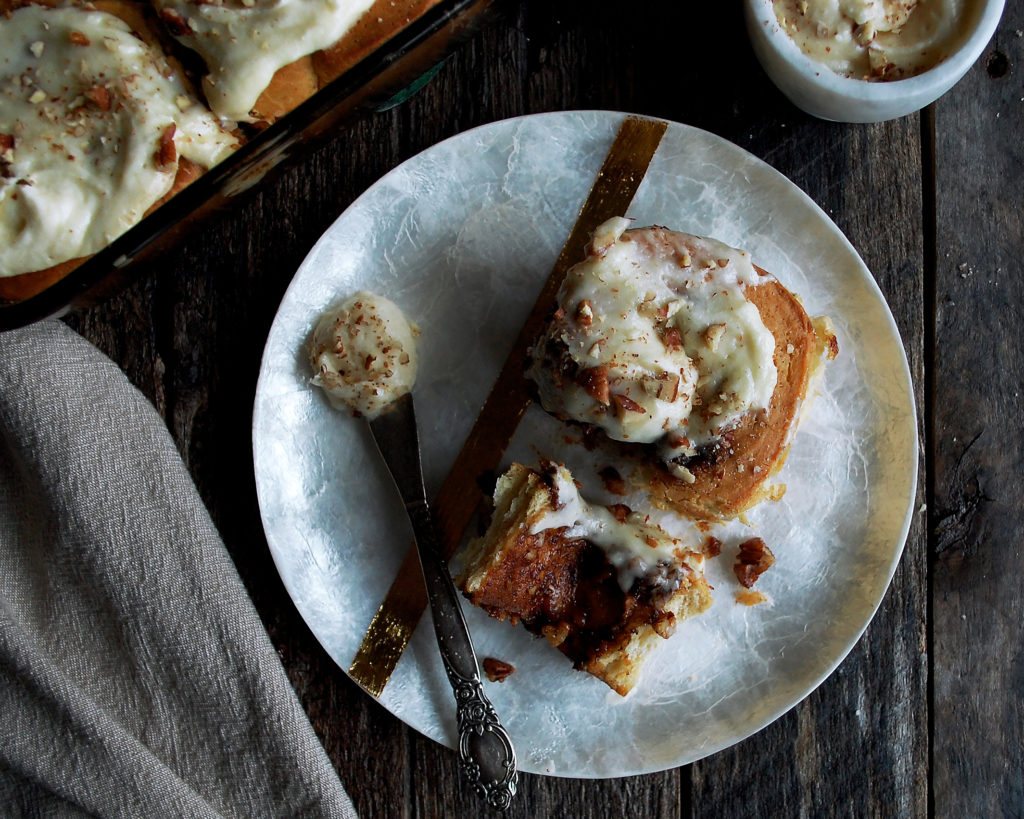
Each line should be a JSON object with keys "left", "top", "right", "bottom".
{"left": 0, "top": 0, "right": 503, "bottom": 331}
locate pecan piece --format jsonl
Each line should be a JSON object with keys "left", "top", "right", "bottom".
{"left": 85, "top": 84, "right": 112, "bottom": 111}
{"left": 575, "top": 299, "right": 594, "bottom": 326}
{"left": 153, "top": 124, "right": 177, "bottom": 170}
{"left": 703, "top": 536, "right": 723, "bottom": 559}
{"left": 662, "top": 327, "right": 683, "bottom": 350}
{"left": 482, "top": 657, "right": 515, "bottom": 683}
{"left": 733, "top": 537, "right": 775, "bottom": 588}
{"left": 158, "top": 8, "right": 193, "bottom": 36}
{"left": 578, "top": 365, "right": 610, "bottom": 405}
{"left": 612, "top": 392, "right": 645, "bottom": 414}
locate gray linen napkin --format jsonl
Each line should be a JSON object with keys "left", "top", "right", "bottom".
{"left": 0, "top": 320, "right": 357, "bottom": 818}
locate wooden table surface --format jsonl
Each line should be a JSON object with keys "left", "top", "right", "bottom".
{"left": 65, "top": 2, "right": 1023, "bottom": 816}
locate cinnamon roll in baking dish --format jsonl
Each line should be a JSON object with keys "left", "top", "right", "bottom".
{"left": 0, "top": 0, "right": 441, "bottom": 301}
{"left": 0, "top": 1, "right": 239, "bottom": 299}
{"left": 152, "top": 0, "right": 440, "bottom": 123}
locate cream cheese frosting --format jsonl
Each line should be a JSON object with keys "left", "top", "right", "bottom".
{"left": 527, "top": 218, "right": 777, "bottom": 463}
{"left": 0, "top": 4, "right": 239, "bottom": 278}
{"left": 527, "top": 462, "right": 704, "bottom": 598}
{"left": 309, "top": 291, "right": 420, "bottom": 418}
{"left": 773, "top": 0, "right": 968, "bottom": 79}
{"left": 153, "top": 0, "right": 378, "bottom": 121}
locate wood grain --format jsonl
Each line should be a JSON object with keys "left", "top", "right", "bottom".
{"left": 57, "top": 0, "right": 1024, "bottom": 815}
{"left": 930, "top": 5, "right": 1024, "bottom": 816}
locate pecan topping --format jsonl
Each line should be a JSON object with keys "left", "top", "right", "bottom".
{"left": 158, "top": 8, "right": 194, "bottom": 36}
{"left": 85, "top": 84, "right": 112, "bottom": 111}
{"left": 575, "top": 299, "right": 594, "bottom": 326}
{"left": 69, "top": 31, "right": 91, "bottom": 46}
{"left": 826, "top": 333, "right": 839, "bottom": 360}
{"left": 0, "top": 134, "right": 13, "bottom": 179}
{"left": 482, "top": 657, "right": 515, "bottom": 683}
{"left": 733, "top": 537, "right": 775, "bottom": 588}
{"left": 662, "top": 327, "right": 683, "bottom": 350}
{"left": 612, "top": 393, "right": 645, "bottom": 414}
{"left": 703, "top": 323, "right": 726, "bottom": 351}
{"left": 153, "top": 123, "right": 177, "bottom": 169}
{"left": 578, "top": 365, "right": 610, "bottom": 405}
{"left": 703, "top": 536, "right": 723, "bottom": 559}
{"left": 641, "top": 371, "right": 680, "bottom": 402}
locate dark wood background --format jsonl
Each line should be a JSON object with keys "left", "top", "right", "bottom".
{"left": 65, "top": 2, "right": 1023, "bottom": 816}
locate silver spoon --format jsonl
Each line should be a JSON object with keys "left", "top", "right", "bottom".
{"left": 367, "top": 392, "right": 518, "bottom": 810}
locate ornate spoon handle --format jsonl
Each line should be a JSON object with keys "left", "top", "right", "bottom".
{"left": 369, "top": 394, "right": 517, "bottom": 809}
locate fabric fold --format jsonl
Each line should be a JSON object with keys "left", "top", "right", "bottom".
{"left": 0, "top": 320, "right": 356, "bottom": 818}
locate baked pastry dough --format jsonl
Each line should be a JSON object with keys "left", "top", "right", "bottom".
{"left": 458, "top": 462, "right": 712, "bottom": 696}
{"left": 152, "top": 0, "right": 438, "bottom": 122}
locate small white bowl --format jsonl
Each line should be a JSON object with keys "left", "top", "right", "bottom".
{"left": 744, "top": 0, "right": 1006, "bottom": 122}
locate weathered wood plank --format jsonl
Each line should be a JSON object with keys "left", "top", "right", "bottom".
{"left": 930, "top": 6, "right": 1024, "bottom": 816}
{"left": 687, "top": 115, "right": 928, "bottom": 819}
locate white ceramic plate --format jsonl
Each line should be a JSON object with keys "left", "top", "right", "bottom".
{"left": 253, "top": 111, "right": 917, "bottom": 778}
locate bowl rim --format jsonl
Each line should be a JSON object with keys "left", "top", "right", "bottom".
{"left": 747, "top": 0, "right": 1006, "bottom": 100}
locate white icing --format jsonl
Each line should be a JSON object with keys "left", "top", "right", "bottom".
{"left": 529, "top": 464, "right": 703, "bottom": 596}
{"left": 773, "top": 0, "right": 968, "bottom": 79}
{"left": 527, "top": 218, "right": 777, "bottom": 460}
{"left": 0, "top": 5, "right": 238, "bottom": 278}
{"left": 310, "top": 291, "right": 419, "bottom": 418}
{"left": 153, "top": 0, "right": 378, "bottom": 121}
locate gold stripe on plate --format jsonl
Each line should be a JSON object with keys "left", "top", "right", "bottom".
{"left": 349, "top": 115, "right": 668, "bottom": 697}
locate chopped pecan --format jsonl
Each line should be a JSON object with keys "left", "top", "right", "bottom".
{"left": 153, "top": 123, "right": 177, "bottom": 169}
{"left": 482, "top": 657, "right": 515, "bottom": 683}
{"left": 158, "top": 8, "right": 193, "bottom": 36}
{"left": 733, "top": 537, "right": 775, "bottom": 588}
{"left": 577, "top": 365, "right": 610, "bottom": 405}
{"left": 703, "top": 323, "right": 726, "bottom": 351}
{"left": 612, "top": 393, "right": 645, "bottom": 414}
{"left": 69, "top": 31, "right": 91, "bottom": 46}
{"left": 662, "top": 327, "right": 683, "bottom": 350}
{"left": 644, "top": 371, "right": 680, "bottom": 402}
{"left": 827, "top": 333, "right": 839, "bottom": 360}
{"left": 703, "top": 536, "right": 723, "bottom": 558}
{"left": 575, "top": 299, "right": 594, "bottom": 326}
{"left": 85, "top": 84, "right": 112, "bottom": 111}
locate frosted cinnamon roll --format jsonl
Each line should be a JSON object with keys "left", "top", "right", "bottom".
{"left": 0, "top": 2, "right": 239, "bottom": 298}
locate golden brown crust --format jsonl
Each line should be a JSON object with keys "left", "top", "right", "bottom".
{"left": 646, "top": 272, "right": 824, "bottom": 521}
{"left": 459, "top": 463, "right": 712, "bottom": 696}
{"left": 0, "top": 158, "right": 205, "bottom": 302}
{"left": 250, "top": 0, "right": 440, "bottom": 123}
